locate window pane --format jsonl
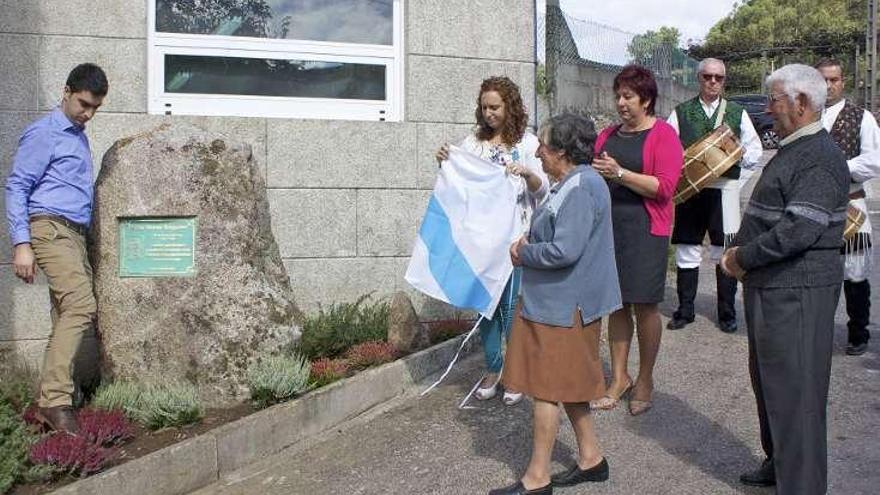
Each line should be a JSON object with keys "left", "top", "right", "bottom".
{"left": 164, "top": 55, "right": 386, "bottom": 100}
{"left": 156, "top": 0, "right": 393, "bottom": 45}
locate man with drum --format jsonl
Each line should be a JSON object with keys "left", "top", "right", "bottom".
{"left": 666, "top": 58, "right": 763, "bottom": 333}
{"left": 815, "top": 58, "right": 880, "bottom": 356}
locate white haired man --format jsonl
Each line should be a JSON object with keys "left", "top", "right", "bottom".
{"left": 722, "top": 64, "right": 849, "bottom": 495}
{"left": 815, "top": 58, "right": 880, "bottom": 356}
{"left": 667, "top": 58, "right": 763, "bottom": 333}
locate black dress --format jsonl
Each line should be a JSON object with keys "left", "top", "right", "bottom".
{"left": 603, "top": 128, "right": 669, "bottom": 304}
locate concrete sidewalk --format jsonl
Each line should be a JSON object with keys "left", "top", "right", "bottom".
{"left": 194, "top": 158, "right": 880, "bottom": 494}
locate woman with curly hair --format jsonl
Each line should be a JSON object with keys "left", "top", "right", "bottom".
{"left": 436, "top": 76, "right": 549, "bottom": 406}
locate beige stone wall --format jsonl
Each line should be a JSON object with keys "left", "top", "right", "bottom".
{"left": 0, "top": 1, "right": 538, "bottom": 363}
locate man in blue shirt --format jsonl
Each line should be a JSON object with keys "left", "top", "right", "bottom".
{"left": 5, "top": 63, "right": 108, "bottom": 434}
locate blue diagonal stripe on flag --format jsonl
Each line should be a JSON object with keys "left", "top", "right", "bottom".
{"left": 420, "top": 195, "right": 492, "bottom": 310}
{"left": 405, "top": 145, "right": 520, "bottom": 319}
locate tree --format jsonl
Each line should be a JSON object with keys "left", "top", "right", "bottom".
{"left": 156, "top": 0, "right": 285, "bottom": 38}
{"left": 628, "top": 26, "right": 682, "bottom": 76}
{"left": 689, "top": 0, "right": 867, "bottom": 91}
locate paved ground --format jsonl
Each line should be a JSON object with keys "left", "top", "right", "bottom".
{"left": 194, "top": 152, "right": 880, "bottom": 494}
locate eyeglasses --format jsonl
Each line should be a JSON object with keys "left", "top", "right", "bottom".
{"left": 700, "top": 73, "right": 726, "bottom": 83}
{"left": 767, "top": 93, "right": 788, "bottom": 103}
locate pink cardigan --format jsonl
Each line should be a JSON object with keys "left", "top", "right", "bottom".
{"left": 595, "top": 120, "right": 683, "bottom": 236}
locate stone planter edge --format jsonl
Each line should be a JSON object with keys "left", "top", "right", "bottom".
{"left": 52, "top": 333, "right": 476, "bottom": 495}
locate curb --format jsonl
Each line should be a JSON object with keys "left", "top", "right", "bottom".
{"left": 53, "top": 335, "right": 476, "bottom": 495}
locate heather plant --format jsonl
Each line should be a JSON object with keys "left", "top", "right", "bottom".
{"left": 299, "top": 294, "right": 390, "bottom": 360}
{"left": 344, "top": 341, "right": 397, "bottom": 370}
{"left": 77, "top": 409, "right": 134, "bottom": 446}
{"left": 426, "top": 318, "right": 476, "bottom": 345}
{"left": 247, "top": 354, "right": 311, "bottom": 408}
{"left": 308, "top": 358, "right": 350, "bottom": 387}
{"left": 29, "top": 433, "right": 117, "bottom": 478}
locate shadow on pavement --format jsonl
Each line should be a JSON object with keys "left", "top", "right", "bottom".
{"left": 623, "top": 392, "right": 764, "bottom": 492}
{"left": 456, "top": 392, "right": 578, "bottom": 481}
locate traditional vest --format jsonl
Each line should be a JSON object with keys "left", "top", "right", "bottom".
{"left": 676, "top": 97, "right": 745, "bottom": 179}
{"left": 829, "top": 100, "right": 863, "bottom": 160}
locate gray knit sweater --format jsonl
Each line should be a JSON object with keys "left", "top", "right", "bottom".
{"left": 733, "top": 128, "right": 849, "bottom": 288}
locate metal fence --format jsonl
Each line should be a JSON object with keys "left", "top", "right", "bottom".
{"left": 539, "top": 10, "right": 700, "bottom": 87}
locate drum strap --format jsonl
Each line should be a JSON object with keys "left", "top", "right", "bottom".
{"left": 713, "top": 99, "right": 728, "bottom": 129}
{"left": 714, "top": 98, "right": 738, "bottom": 245}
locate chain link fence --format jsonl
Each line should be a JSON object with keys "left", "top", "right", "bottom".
{"left": 539, "top": 10, "right": 699, "bottom": 88}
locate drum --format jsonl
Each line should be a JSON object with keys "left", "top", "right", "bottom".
{"left": 844, "top": 203, "right": 866, "bottom": 241}
{"left": 673, "top": 124, "right": 745, "bottom": 204}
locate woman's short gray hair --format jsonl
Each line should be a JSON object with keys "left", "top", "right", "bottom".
{"left": 765, "top": 64, "right": 827, "bottom": 112}
{"left": 538, "top": 113, "right": 597, "bottom": 164}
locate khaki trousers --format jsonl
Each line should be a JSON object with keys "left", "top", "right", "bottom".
{"left": 30, "top": 218, "right": 96, "bottom": 408}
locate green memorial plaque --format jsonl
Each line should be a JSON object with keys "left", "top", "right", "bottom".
{"left": 119, "top": 217, "right": 196, "bottom": 277}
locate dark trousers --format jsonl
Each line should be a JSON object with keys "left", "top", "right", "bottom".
{"left": 744, "top": 284, "right": 840, "bottom": 495}
{"left": 672, "top": 266, "right": 737, "bottom": 324}
{"left": 843, "top": 279, "right": 871, "bottom": 345}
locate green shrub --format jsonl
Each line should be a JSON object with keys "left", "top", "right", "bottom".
{"left": 93, "top": 381, "right": 202, "bottom": 430}
{"left": 247, "top": 354, "right": 311, "bottom": 408}
{"left": 0, "top": 362, "right": 38, "bottom": 413}
{"left": 299, "top": 294, "right": 390, "bottom": 360}
{"left": 0, "top": 401, "right": 47, "bottom": 492}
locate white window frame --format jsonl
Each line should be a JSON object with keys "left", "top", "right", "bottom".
{"left": 147, "top": 1, "right": 404, "bottom": 122}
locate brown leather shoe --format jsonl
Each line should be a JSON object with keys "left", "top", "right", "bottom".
{"left": 35, "top": 406, "right": 79, "bottom": 434}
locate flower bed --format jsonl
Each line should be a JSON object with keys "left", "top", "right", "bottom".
{"left": 2, "top": 295, "right": 475, "bottom": 494}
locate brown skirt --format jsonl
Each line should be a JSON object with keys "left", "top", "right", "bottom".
{"left": 502, "top": 306, "right": 606, "bottom": 403}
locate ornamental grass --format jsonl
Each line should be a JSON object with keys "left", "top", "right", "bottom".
{"left": 247, "top": 354, "right": 311, "bottom": 408}
{"left": 92, "top": 380, "right": 202, "bottom": 430}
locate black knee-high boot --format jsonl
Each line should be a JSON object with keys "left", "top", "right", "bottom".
{"left": 716, "top": 265, "right": 738, "bottom": 332}
{"left": 844, "top": 279, "right": 871, "bottom": 346}
{"left": 668, "top": 267, "right": 699, "bottom": 329}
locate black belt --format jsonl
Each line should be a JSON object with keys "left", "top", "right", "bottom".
{"left": 29, "top": 214, "right": 88, "bottom": 236}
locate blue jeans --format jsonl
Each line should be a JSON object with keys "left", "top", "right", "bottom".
{"left": 479, "top": 268, "right": 522, "bottom": 373}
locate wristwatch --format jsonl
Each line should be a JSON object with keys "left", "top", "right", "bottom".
{"left": 615, "top": 168, "right": 625, "bottom": 180}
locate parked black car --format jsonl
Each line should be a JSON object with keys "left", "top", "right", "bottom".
{"left": 727, "top": 94, "right": 779, "bottom": 149}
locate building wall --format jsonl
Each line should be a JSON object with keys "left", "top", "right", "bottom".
{"left": 0, "top": 0, "right": 538, "bottom": 365}
{"left": 554, "top": 63, "right": 693, "bottom": 120}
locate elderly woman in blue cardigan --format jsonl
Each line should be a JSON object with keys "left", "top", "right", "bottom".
{"left": 489, "top": 113, "right": 622, "bottom": 495}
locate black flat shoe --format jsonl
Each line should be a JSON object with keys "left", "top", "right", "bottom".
{"left": 666, "top": 316, "right": 693, "bottom": 330}
{"left": 846, "top": 341, "right": 868, "bottom": 355}
{"left": 551, "top": 458, "right": 609, "bottom": 487}
{"left": 488, "top": 480, "right": 553, "bottom": 495}
{"left": 739, "top": 458, "right": 776, "bottom": 487}
{"left": 718, "top": 319, "right": 738, "bottom": 333}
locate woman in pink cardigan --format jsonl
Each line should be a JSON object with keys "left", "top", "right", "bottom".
{"left": 590, "top": 65, "right": 683, "bottom": 416}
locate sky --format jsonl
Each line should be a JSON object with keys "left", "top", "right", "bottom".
{"left": 542, "top": 0, "right": 740, "bottom": 46}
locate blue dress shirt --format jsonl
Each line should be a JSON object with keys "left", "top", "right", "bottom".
{"left": 5, "top": 108, "right": 94, "bottom": 245}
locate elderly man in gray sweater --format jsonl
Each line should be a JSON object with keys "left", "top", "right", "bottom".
{"left": 721, "top": 64, "right": 849, "bottom": 495}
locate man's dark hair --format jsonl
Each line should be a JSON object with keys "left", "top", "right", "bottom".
{"left": 65, "top": 63, "right": 109, "bottom": 97}
{"left": 814, "top": 58, "right": 844, "bottom": 73}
